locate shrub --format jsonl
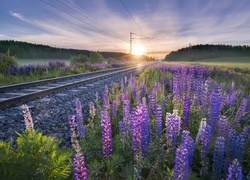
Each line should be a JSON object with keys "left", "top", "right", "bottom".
{"left": 70, "top": 54, "right": 89, "bottom": 64}
{"left": 0, "top": 49, "right": 18, "bottom": 73}
{"left": 0, "top": 130, "right": 73, "bottom": 179}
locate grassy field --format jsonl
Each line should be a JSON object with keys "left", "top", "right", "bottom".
{"left": 165, "top": 56, "right": 250, "bottom": 69}
{"left": 16, "top": 58, "right": 71, "bottom": 65}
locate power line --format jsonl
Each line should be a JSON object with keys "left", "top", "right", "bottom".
{"left": 64, "top": 0, "right": 128, "bottom": 41}
{"left": 41, "top": 0, "right": 129, "bottom": 43}
{"left": 119, "top": 0, "right": 144, "bottom": 34}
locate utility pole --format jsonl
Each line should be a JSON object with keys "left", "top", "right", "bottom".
{"left": 130, "top": 32, "right": 133, "bottom": 54}
{"left": 130, "top": 32, "right": 153, "bottom": 54}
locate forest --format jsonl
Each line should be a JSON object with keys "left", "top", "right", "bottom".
{"left": 0, "top": 40, "right": 154, "bottom": 61}
{"left": 165, "top": 44, "right": 250, "bottom": 61}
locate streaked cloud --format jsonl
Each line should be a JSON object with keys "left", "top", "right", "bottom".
{"left": 1, "top": 0, "right": 250, "bottom": 58}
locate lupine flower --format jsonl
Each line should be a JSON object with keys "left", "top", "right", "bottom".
{"left": 103, "top": 87, "right": 110, "bottom": 109}
{"left": 225, "top": 130, "right": 246, "bottom": 168}
{"left": 166, "top": 110, "right": 181, "bottom": 150}
{"left": 208, "top": 84, "right": 221, "bottom": 136}
{"left": 187, "top": 67, "right": 196, "bottom": 98}
{"left": 68, "top": 115, "right": 87, "bottom": 180}
{"left": 118, "top": 121, "right": 126, "bottom": 144}
{"left": 73, "top": 152, "right": 88, "bottom": 180}
{"left": 21, "top": 104, "right": 34, "bottom": 131}
{"left": 193, "top": 67, "right": 204, "bottom": 108}
{"left": 141, "top": 105, "right": 151, "bottom": 154}
{"left": 200, "top": 125, "right": 211, "bottom": 166}
{"left": 212, "top": 136, "right": 225, "bottom": 180}
{"left": 148, "top": 95, "right": 156, "bottom": 116}
{"left": 123, "top": 99, "right": 131, "bottom": 134}
{"left": 101, "top": 108, "right": 112, "bottom": 158}
{"left": 226, "top": 159, "right": 243, "bottom": 180}
{"left": 201, "top": 77, "right": 212, "bottom": 117}
{"left": 173, "top": 71, "right": 181, "bottom": 109}
{"left": 155, "top": 106, "right": 162, "bottom": 140}
{"left": 180, "top": 130, "right": 194, "bottom": 166}
{"left": 75, "top": 98, "right": 86, "bottom": 138}
{"left": 234, "top": 98, "right": 247, "bottom": 125}
{"left": 218, "top": 116, "right": 230, "bottom": 137}
{"left": 89, "top": 101, "right": 96, "bottom": 119}
{"left": 174, "top": 145, "right": 190, "bottom": 180}
{"left": 132, "top": 105, "right": 143, "bottom": 179}
{"left": 195, "top": 118, "right": 207, "bottom": 144}
{"left": 181, "top": 96, "right": 191, "bottom": 130}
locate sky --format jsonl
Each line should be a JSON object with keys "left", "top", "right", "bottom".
{"left": 1, "top": 0, "right": 250, "bottom": 59}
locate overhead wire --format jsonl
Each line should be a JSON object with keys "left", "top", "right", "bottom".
{"left": 41, "top": 0, "right": 129, "bottom": 44}
{"left": 64, "top": 0, "right": 128, "bottom": 41}
{"left": 119, "top": 0, "right": 144, "bottom": 34}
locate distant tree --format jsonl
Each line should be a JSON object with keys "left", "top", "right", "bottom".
{"left": 0, "top": 49, "right": 18, "bottom": 72}
{"left": 89, "top": 51, "right": 104, "bottom": 63}
{"left": 70, "top": 54, "right": 89, "bottom": 63}
{"left": 107, "top": 57, "right": 116, "bottom": 63}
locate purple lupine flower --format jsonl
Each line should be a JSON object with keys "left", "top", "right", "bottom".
{"left": 228, "top": 92, "right": 237, "bottom": 108}
{"left": 234, "top": 98, "right": 247, "bottom": 126}
{"left": 200, "top": 125, "right": 211, "bottom": 166}
{"left": 186, "top": 66, "right": 196, "bottom": 98}
{"left": 174, "top": 145, "right": 190, "bottom": 180}
{"left": 101, "top": 108, "right": 112, "bottom": 158}
{"left": 155, "top": 106, "right": 162, "bottom": 140}
{"left": 201, "top": 77, "right": 212, "bottom": 117}
{"left": 21, "top": 104, "right": 34, "bottom": 131}
{"left": 212, "top": 136, "right": 225, "bottom": 180}
{"left": 173, "top": 70, "right": 181, "bottom": 109}
{"left": 102, "top": 87, "right": 110, "bottom": 109}
{"left": 89, "top": 101, "right": 96, "bottom": 119}
{"left": 141, "top": 105, "right": 151, "bottom": 154}
{"left": 118, "top": 121, "right": 126, "bottom": 144}
{"left": 181, "top": 96, "right": 191, "bottom": 130}
{"left": 73, "top": 152, "right": 88, "bottom": 180}
{"left": 132, "top": 105, "right": 143, "bottom": 179}
{"left": 180, "top": 130, "right": 194, "bottom": 166}
{"left": 166, "top": 110, "right": 181, "bottom": 150}
{"left": 75, "top": 98, "right": 86, "bottom": 138}
{"left": 111, "top": 100, "right": 117, "bottom": 118}
{"left": 195, "top": 118, "right": 207, "bottom": 144}
{"left": 225, "top": 130, "right": 246, "bottom": 168}
{"left": 68, "top": 115, "right": 88, "bottom": 180}
{"left": 241, "top": 126, "right": 250, "bottom": 143}
{"left": 135, "top": 90, "right": 141, "bottom": 105}
{"left": 208, "top": 84, "right": 221, "bottom": 136}
{"left": 218, "top": 116, "right": 230, "bottom": 137}
{"left": 193, "top": 67, "right": 204, "bottom": 108}
{"left": 132, "top": 105, "right": 143, "bottom": 154}
{"left": 148, "top": 95, "right": 156, "bottom": 116}
{"left": 123, "top": 99, "right": 131, "bottom": 135}
{"left": 226, "top": 159, "right": 243, "bottom": 180}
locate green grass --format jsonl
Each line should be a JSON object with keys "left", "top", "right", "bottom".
{"left": 165, "top": 56, "right": 250, "bottom": 69}
{"left": 16, "top": 58, "right": 71, "bottom": 65}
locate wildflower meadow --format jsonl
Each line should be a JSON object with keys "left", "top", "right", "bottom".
{"left": 0, "top": 63, "right": 249, "bottom": 179}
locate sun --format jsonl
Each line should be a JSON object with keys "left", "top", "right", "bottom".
{"left": 132, "top": 44, "right": 146, "bottom": 55}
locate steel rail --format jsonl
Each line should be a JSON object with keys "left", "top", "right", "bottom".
{"left": 0, "top": 66, "right": 131, "bottom": 93}
{"left": 0, "top": 66, "right": 138, "bottom": 110}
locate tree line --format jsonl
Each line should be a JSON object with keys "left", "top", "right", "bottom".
{"left": 165, "top": 44, "right": 250, "bottom": 61}
{"left": 0, "top": 40, "right": 154, "bottom": 61}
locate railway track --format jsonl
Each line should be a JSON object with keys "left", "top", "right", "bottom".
{"left": 0, "top": 65, "right": 144, "bottom": 110}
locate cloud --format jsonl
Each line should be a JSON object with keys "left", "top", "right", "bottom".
{"left": 6, "top": 0, "right": 250, "bottom": 58}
